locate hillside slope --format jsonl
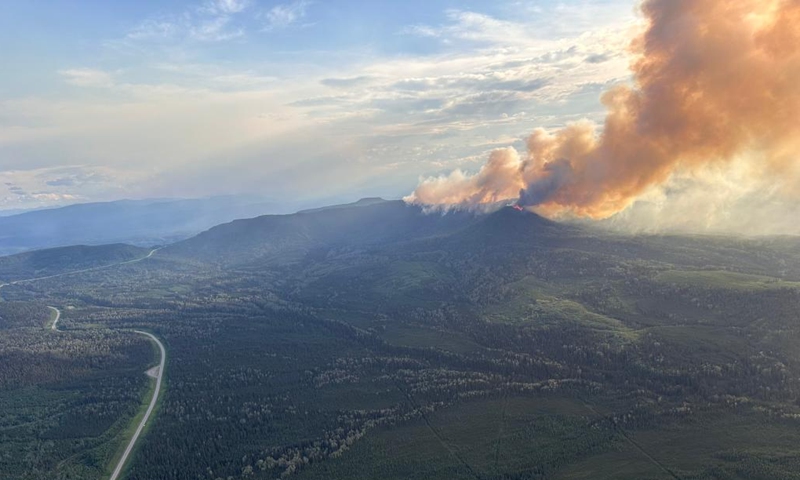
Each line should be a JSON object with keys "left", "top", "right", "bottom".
{"left": 165, "top": 199, "right": 483, "bottom": 265}
{"left": 0, "top": 244, "right": 150, "bottom": 282}
{"left": 165, "top": 199, "right": 800, "bottom": 280}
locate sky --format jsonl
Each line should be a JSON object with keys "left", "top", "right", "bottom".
{"left": 0, "top": 0, "right": 638, "bottom": 211}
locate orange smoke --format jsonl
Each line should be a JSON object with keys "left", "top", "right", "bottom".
{"left": 406, "top": 0, "right": 800, "bottom": 218}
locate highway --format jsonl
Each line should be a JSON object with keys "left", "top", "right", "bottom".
{"left": 1, "top": 248, "right": 165, "bottom": 480}
{"left": 0, "top": 248, "right": 160, "bottom": 293}
{"left": 109, "top": 331, "right": 165, "bottom": 480}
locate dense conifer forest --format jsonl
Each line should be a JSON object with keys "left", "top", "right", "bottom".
{"left": 3, "top": 202, "right": 800, "bottom": 479}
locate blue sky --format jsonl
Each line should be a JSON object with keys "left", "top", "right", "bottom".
{"left": 0, "top": 0, "right": 637, "bottom": 210}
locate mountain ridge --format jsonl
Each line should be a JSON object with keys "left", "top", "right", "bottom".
{"left": 163, "top": 201, "right": 568, "bottom": 266}
{"left": 0, "top": 243, "right": 150, "bottom": 283}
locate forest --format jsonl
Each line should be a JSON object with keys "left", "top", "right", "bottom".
{"left": 2, "top": 202, "right": 800, "bottom": 479}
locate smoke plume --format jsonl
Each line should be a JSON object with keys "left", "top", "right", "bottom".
{"left": 405, "top": 0, "right": 800, "bottom": 219}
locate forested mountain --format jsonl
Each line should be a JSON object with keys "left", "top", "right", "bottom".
{"left": 3, "top": 200, "right": 800, "bottom": 480}
{"left": 165, "top": 199, "right": 800, "bottom": 280}
{"left": 0, "top": 243, "right": 150, "bottom": 283}
{"left": 165, "top": 198, "right": 482, "bottom": 265}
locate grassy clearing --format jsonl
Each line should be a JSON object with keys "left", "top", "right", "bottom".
{"left": 655, "top": 270, "right": 800, "bottom": 291}
{"left": 484, "top": 282, "right": 635, "bottom": 338}
{"left": 378, "top": 261, "right": 454, "bottom": 292}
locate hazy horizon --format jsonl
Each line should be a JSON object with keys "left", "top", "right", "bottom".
{"left": 0, "top": 1, "right": 633, "bottom": 205}
{"left": 2, "top": 0, "right": 799, "bottom": 235}
{"left": 3, "top": 4, "right": 800, "bottom": 479}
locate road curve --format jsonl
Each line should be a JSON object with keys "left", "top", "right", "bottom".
{"left": 109, "top": 330, "right": 166, "bottom": 480}
{"left": 48, "top": 306, "right": 61, "bottom": 331}
{"left": 46, "top": 304, "right": 165, "bottom": 479}
{"left": 1, "top": 247, "right": 165, "bottom": 480}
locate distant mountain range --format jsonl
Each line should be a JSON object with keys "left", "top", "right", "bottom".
{"left": 3, "top": 196, "right": 800, "bottom": 284}
{"left": 0, "top": 196, "right": 316, "bottom": 256}
{"left": 161, "top": 197, "right": 800, "bottom": 280}
{"left": 4, "top": 197, "right": 800, "bottom": 480}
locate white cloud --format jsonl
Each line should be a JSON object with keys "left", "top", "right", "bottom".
{"left": 263, "top": 0, "right": 311, "bottom": 31}
{"left": 401, "top": 25, "right": 439, "bottom": 38}
{"left": 286, "top": 13, "right": 631, "bottom": 139}
{"left": 402, "top": 10, "right": 535, "bottom": 46}
{"left": 125, "top": 0, "right": 250, "bottom": 43}
{"left": 4, "top": 1, "right": 641, "bottom": 209}
{"left": 127, "top": 19, "right": 179, "bottom": 40}
{"left": 59, "top": 68, "right": 115, "bottom": 88}
{"left": 0, "top": 166, "right": 138, "bottom": 210}
{"left": 190, "top": 15, "right": 244, "bottom": 41}
{"left": 201, "top": 0, "right": 251, "bottom": 15}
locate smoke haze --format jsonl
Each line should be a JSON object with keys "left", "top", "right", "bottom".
{"left": 406, "top": 0, "right": 800, "bottom": 227}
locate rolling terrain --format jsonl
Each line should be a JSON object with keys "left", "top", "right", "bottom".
{"left": 0, "top": 196, "right": 303, "bottom": 256}
{"left": 0, "top": 244, "right": 151, "bottom": 284}
{"left": 2, "top": 200, "right": 800, "bottom": 479}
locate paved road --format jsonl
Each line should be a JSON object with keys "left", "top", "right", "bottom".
{"left": 1, "top": 248, "right": 165, "bottom": 480}
{"left": 46, "top": 304, "right": 165, "bottom": 480}
{"left": 46, "top": 304, "right": 165, "bottom": 479}
{"left": 0, "top": 248, "right": 160, "bottom": 295}
{"left": 109, "top": 331, "right": 165, "bottom": 480}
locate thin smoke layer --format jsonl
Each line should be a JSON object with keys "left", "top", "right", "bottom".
{"left": 406, "top": 0, "right": 800, "bottom": 220}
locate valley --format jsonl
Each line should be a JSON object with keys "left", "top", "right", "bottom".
{"left": 0, "top": 250, "right": 166, "bottom": 480}
{"left": 2, "top": 200, "right": 800, "bottom": 479}
{"left": 5, "top": 0, "right": 800, "bottom": 478}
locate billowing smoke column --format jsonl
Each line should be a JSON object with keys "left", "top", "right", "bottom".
{"left": 406, "top": 0, "right": 800, "bottom": 218}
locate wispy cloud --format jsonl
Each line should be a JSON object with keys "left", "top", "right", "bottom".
{"left": 402, "top": 10, "right": 532, "bottom": 46}
{"left": 153, "top": 63, "right": 279, "bottom": 90}
{"left": 127, "top": 19, "right": 179, "bottom": 40}
{"left": 125, "top": 0, "right": 251, "bottom": 43}
{"left": 320, "top": 76, "right": 377, "bottom": 89}
{"left": 262, "top": 0, "right": 311, "bottom": 31}
{"left": 4, "top": 0, "right": 642, "bottom": 210}
{"left": 200, "top": 0, "right": 251, "bottom": 15}
{"left": 0, "top": 166, "right": 125, "bottom": 209}
{"left": 190, "top": 15, "right": 244, "bottom": 41}
{"left": 58, "top": 68, "right": 115, "bottom": 88}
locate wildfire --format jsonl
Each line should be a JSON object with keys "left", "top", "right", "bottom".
{"left": 405, "top": 0, "right": 800, "bottom": 220}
